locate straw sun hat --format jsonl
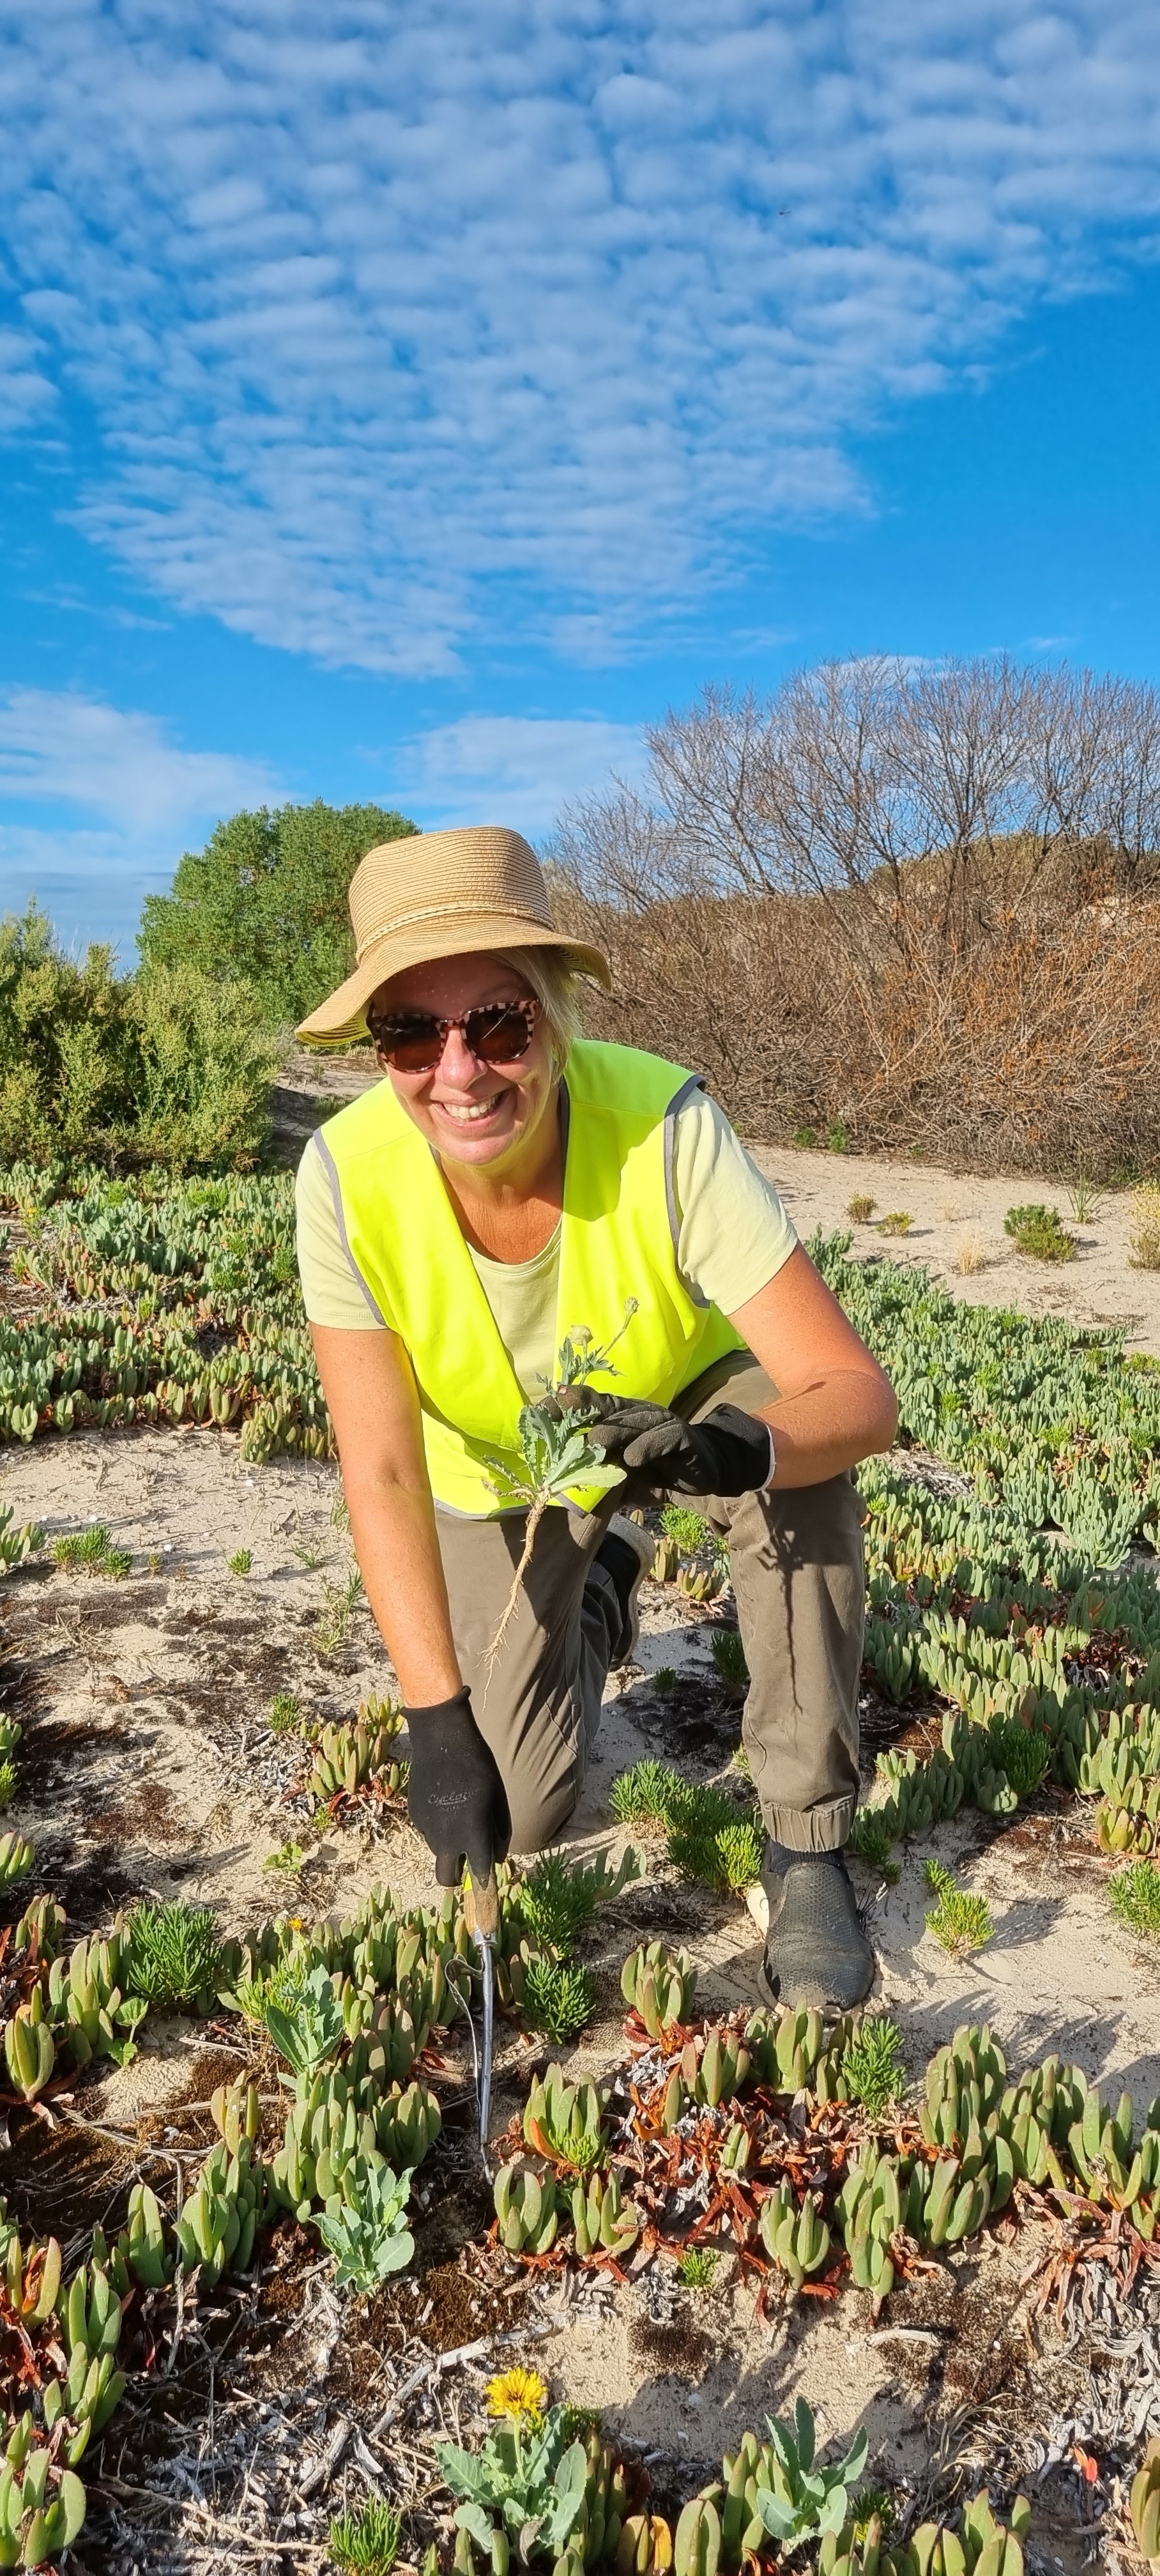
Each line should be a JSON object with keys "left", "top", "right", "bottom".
{"left": 295, "top": 824, "right": 611, "bottom": 1046}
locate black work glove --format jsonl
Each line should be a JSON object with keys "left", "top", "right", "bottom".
{"left": 558, "top": 1388, "right": 774, "bottom": 1498}
{"left": 404, "top": 1687, "right": 511, "bottom": 1887}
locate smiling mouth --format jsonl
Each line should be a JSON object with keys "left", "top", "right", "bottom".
{"left": 435, "top": 1092, "right": 507, "bottom": 1124}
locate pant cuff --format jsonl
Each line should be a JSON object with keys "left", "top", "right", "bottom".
{"left": 759, "top": 1794, "right": 857, "bottom": 1855}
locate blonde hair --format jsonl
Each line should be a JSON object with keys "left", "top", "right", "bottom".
{"left": 495, "top": 946, "right": 586, "bottom": 1068}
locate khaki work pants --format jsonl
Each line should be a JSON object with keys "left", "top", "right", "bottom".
{"left": 435, "top": 1354, "right": 865, "bottom": 1857}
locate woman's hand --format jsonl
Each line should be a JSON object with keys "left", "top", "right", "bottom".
{"left": 405, "top": 1686, "right": 511, "bottom": 1885}
{"left": 561, "top": 1386, "right": 773, "bottom": 1495}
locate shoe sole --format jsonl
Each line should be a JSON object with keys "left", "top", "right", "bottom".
{"left": 757, "top": 1949, "right": 876, "bottom": 2012}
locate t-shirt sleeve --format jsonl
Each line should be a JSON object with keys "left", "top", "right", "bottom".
{"left": 672, "top": 1091, "right": 798, "bottom": 1315}
{"left": 295, "top": 1134, "right": 389, "bottom": 1330}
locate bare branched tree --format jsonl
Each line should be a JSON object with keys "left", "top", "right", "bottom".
{"left": 549, "top": 656, "right": 1160, "bottom": 1178}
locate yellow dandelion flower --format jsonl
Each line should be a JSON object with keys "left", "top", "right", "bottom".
{"left": 487, "top": 2366, "right": 549, "bottom": 2428}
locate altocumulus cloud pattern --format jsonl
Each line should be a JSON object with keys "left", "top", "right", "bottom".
{"left": 1, "top": 0, "right": 1159, "bottom": 676}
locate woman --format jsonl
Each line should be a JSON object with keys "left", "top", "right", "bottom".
{"left": 296, "top": 825, "right": 897, "bottom": 2010}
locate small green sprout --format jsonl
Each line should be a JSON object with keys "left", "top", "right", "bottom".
{"left": 53, "top": 1524, "right": 132, "bottom": 1578}
{"left": 125, "top": 1900, "right": 223, "bottom": 2008}
{"left": 607, "top": 1758, "right": 685, "bottom": 1827}
{"left": 316, "top": 1565, "right": 365, "bottom": 1652}
{"left": 659, "top": 1503, "right": 711, "bottom": 1554}
{"left": 876, "top": 1212, "right": 913, "bottom": 1239}
{"left": 268, "top": 1692, "right": 304, "bottom": 1735}
{"left": 0, "top": 1760, "right": 16, "bottom": 1814}
{"left": 1004, "top": 1202, "right": 1075, "bottom": 1262}
{"left": 264, "top": 1839, "right": 309, "bottom": 1873}
{"left": 848, "top": 1808, "right": 900, "bottom": 1884}
{"left": 847, "top": 1195, "right": 876, "bottom": 1224}
{"left": 653, "top": 1666, "right": 677, "bottom": 1694}
{"left": 328, "top": 2497, "right": 402, "bottom": 2576}
{"left": 709, "top": 1628, "right": 749, "bottom": 1690}
{"left": 318, "top": 2163, "right": 415, "bottom": 2293}
{"left": 227, "top": 1547, "right": 253, "bottom": 1575}
{"left": 676, "top": 2248, "right": 719, "bottom": 2290}
{"left": 521, "top": 1958, "right": 595, "bottom": 2044}
{"left": 924, "top": 1859, "right": 993, "bottom": 1956}
{"left": 1110, "top": 1860, "right": 1160, "bottom": 1940}
{"left": 839, "top": 2016, "right": 907, "bottom": 2115}
{"left": 669, "top": 1813, "right": 765, "bottom": 1896}
{"left": 850, "top": 2487, "right": 896, "bottom": 2542}
{"left": 988, "top": 1717, "right": 1050, "bottom": 1801}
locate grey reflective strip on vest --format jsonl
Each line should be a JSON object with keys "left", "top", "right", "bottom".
{"left": 664, "top": 1073, "right": 708, "bottom": 1305}
{"left": 310, "top": 1130, "right": 387, "bottom": 1325}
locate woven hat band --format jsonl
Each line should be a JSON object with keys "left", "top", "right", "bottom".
{"left": 354, "top": 894, "right": 551, "bottom": 965}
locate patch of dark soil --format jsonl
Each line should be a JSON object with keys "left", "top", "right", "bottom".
{"left": 1, "top": 2104, "right": 133, "bottom": 2239}
{"left": 88, "top": 1782, "right": 187, "bottom": 1846}
{"left": 1002, "top": 1811, "right": 1107, "bottom": 1883}
{"left": 14, "top": 1714, "right": 131, "bottom": 1799}
{"left": 40, "top": 1841, "right": 151, "bottom": 1931}
{"left": 858, "top": 1692, "right": 942, "bottom": 1767}
{"left": 0, "top": 1648, "right": 42, "bottom": 1722}
{"left": 632, "top": 1673, "right": 742, "bottom": 1767}
{"left": 162, "top": 2044, "right": 264, "bottom": 2113}
{"left": 615, "top": 1879, "right": 728, "bottom": 1943}
{"left": 883, "top": 2265, "right": 1032, "bottom": 2411}
{"left": 381, "top": 2257, "right": 528, "bottom": 2356}
{"left": 52, "top": 1592, "right": 147, "bottom": 1633}
{"left": 629, "top": 2315, "right": 713, "bottom": 2375}
{"left": 411, "top": 2158, "right": 496, "bottom": 2274}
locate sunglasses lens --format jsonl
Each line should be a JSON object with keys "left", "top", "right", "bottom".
{"left": 375, "top": 1018, "right": 443, "bottom": 1071}
{"left": 470, "top": 1007, "right": 534, "bottom": 1062}
{"left": 372, "top": 1002, "right": 535, "bottom": 1070}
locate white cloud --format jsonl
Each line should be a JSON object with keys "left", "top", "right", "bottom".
{"left": 0, "top": 4, "right": 1157, "bottom": 668}
{"left": 0, "top": 688, "right": 277, "bottom": 838}
{"left": 402, "top": 714, "right": 647, "bottom": 835}
{"left": 0, "top": 690, "right": 279, "bottom": 954}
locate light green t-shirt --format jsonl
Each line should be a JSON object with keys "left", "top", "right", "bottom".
{"left": 296, "top": 1085, "right": 797, "bottom": 1400}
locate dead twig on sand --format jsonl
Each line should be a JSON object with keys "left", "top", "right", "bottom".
{"left": 369, "top": 2319, "right": 554, "bottom": 2443}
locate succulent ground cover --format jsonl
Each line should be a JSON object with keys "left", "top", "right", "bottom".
{"left": 1, "top": 1168, "right": 1160, "bottom": 2569}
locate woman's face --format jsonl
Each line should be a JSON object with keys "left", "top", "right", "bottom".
{"left": 372, "top": 952, "right": 556, "bottom": 1172}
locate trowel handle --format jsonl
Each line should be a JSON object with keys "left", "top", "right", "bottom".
{"left": 463, "top": 1869, "right": 499, "bottom": 1940}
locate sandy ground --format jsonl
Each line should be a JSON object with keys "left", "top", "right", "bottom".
{"left": 1, "top": 1082, "right": 1156, "bottom": 2552}
{"left": 1, "top": 1413, "right": 1154, "bottom": 2522}
{"left": 754, "top": 1142, "right": 1160, "bottom": 1361}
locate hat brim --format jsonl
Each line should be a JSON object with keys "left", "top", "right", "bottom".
{"left": 295, "top": 914, "right": 612, "bottom": 1047}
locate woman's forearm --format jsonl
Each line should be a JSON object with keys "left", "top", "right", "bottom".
{"left": 309, "top": 1325, "right": 463, "bottom": 1706}
{"left": 342, "top": 1461, "right": 462, "bottom": 1703}
{"left": 758, "top": 1366, "right": 899, "bottom": 1488}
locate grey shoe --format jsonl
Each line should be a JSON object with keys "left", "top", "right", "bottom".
{"left": 758, "top": 1838, "right": 875, "bottom": 2012}
{"left": 595, "top": 1514, "right": 655, "bottom": 1667}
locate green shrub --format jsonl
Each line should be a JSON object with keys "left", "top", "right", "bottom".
{"left": 138, "top": 800, "right": 416, "bottom": 1029}
{"left": 125, "top": 1900, "right": 223, "bottom": 2007}
{"left": 52, "top": 1525, "right": 132, "bottom": 1579}
{"left": 1110, "top": 1860, "right": 1160, "bottom": 1939}
{"left": 0, "top": 903, "right": 277, "bottom": 1170}
{"left": 1004, "top": 1203, "right": 1075, "bottom": 1262}
{"left": 328, "top": 2498, "right": 402, "bottom": 2576}
{"left": 839, "top": 2016, "right": 906, "bottom": 2115}
{"left": 521, "top": 1958, "right": 595, "bottom": 2043}
{"left": 924, "top": 1859, "right": 993, "bottom": 1956}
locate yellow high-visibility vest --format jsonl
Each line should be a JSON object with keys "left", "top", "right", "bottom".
{"left": 316, "top": 1038, "right": 745, "bottom": 1515}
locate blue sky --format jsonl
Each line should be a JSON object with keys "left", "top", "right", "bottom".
{"left": 1, "top": 0, "right": 1159, "bottom": 957}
